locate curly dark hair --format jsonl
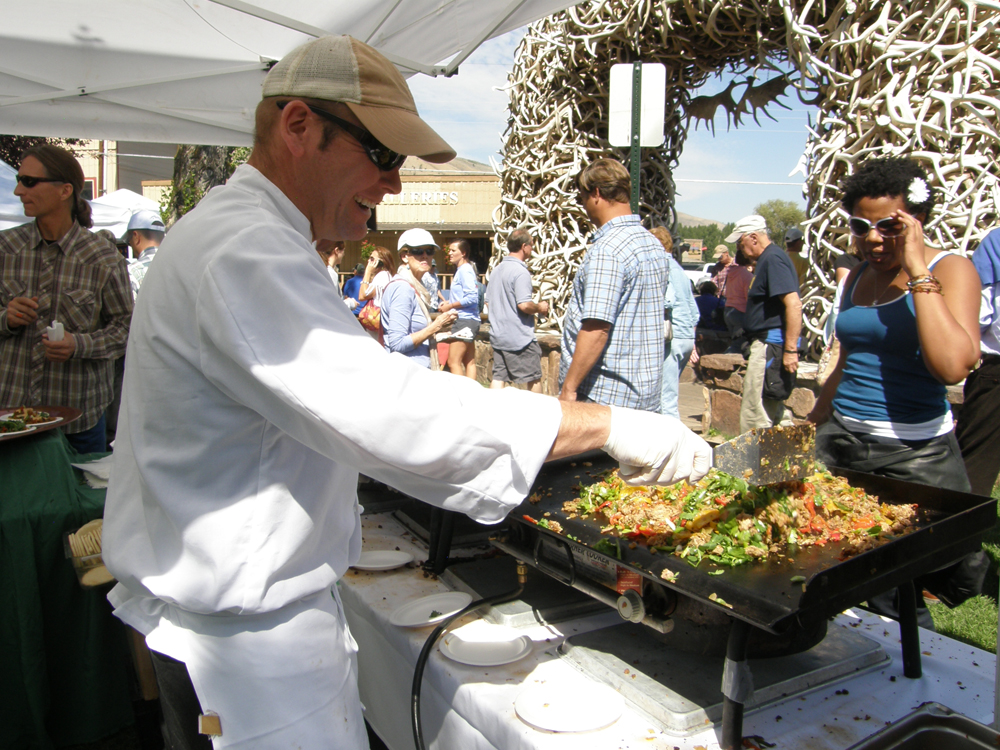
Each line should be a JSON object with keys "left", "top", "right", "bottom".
{"left": 840, "top": 156, "right": 935, "bottom": 219}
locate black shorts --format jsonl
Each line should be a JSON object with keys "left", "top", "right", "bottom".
{"left": 493, "top": 340, "right": 542, "bottom": 383}
{"left": 451, "top": 318, "right": 481, "bottom": 338}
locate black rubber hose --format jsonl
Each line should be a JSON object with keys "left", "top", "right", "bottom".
{"left": 410, "top": 563, "right": 527, "bottom": 750}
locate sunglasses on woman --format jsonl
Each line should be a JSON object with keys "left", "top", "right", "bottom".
{"left": 276, "top": 101, "right": 406, "bottom": 172}
{"left": 406, "top": 246, "right": 435, "bottom": 258}
{"left": 16, "top": 175, "right": 65, "bottom": 188}
{"left": 848, "top": 216, "right": 904, "bottom": 238}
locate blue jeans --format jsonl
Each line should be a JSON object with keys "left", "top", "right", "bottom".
{"left": 65, "top": 414, "right": 108, "bottom": 455}
{"left": 661, "top": 338, "right": 694, "bottom": 419}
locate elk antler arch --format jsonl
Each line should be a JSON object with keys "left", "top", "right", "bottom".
{"left": 491, "top": 0, "right": 1000, "bottom": 349}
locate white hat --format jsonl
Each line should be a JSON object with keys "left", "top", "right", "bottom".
{"left": 724, "top": 215, "right": 768, "bottom": 243}
{"left": 262, "top": 36, "right": 455, "bottom": 163}
{"left": 123, "top": 209, "right": 165, "bottom": 240}
{"left": 397, "top": 228, "right": 438, "bottom": 251}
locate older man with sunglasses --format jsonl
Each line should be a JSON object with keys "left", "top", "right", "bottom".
{"left": 102, "top": 36, "right": 710, "bottom": 750}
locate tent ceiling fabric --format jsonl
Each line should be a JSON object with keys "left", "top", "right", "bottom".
{"left": 0, "top": 0, "right": 580, "bottom": 146}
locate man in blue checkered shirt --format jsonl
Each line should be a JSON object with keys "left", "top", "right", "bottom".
{"left": 559, "top": 159, "right": 668, "bottom": 411}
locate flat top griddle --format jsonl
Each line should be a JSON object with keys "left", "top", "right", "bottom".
{"left": 516, "top": 455, "right": 993, "bottom": 633}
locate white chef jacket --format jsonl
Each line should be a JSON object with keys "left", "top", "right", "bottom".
{"left": 103, "top": 164, "right": 562, "bottom": 747}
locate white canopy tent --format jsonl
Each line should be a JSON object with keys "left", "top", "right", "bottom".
{"left": 0, "top": 0, "right": 581, "bottom": 146}
{"left": 0, "top": 162, "right": 27, "bottom": 230}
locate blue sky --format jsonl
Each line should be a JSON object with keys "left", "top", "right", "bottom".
{"left": 407, "top": 29, "right": 815, "bottom": 225}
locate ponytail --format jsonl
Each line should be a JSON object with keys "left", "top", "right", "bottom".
{"left": 74, "top": 192, "right": 93, "bottom": 228}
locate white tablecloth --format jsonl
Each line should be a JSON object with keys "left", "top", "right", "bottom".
{"left": 340, "top": 512, "right": 996, "bottom": 750}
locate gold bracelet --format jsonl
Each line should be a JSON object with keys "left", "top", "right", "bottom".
{"left": 911, "top": 284, "right": 944, "bottom": 295}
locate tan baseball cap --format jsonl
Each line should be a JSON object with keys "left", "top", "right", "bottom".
{"left": 262, "top": 35, "right": 456, "bottom": 163}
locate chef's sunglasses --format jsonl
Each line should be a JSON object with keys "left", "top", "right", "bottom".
{"left": 276, "top": 101, "right": 406, "bottom": 171}
{"left": 404, "top": 246, "right": 435, "bottom": 257}
{"left": 848, "top": 216, "right": 904, "bottom": 238}
{"left": 16, "top": 175, "right": 66, "bottom": 188}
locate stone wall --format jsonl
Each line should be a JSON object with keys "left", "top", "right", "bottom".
{"left": 696, "top": 353, "right": 964, "bottom": 439}
{"left": 470, "top": 329, "right": 562, "bottom": 395}
{"left": 696, "top": 354, "right": 820, "bottom": 439}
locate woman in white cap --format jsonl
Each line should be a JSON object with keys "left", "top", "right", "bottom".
{"left": 382, "top": 229, "right": 457, "bottom": 367}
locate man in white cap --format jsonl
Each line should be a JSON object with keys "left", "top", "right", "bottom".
{"left": 123, "top": 209, "right": 166, "bottom": 298}
{"left": 398, "top": 227, "right": 440, "bottom": 310}
{"left": 103, "top": 36, "right": 710, "bottom": 749}
{"left": 725, "top": 215, "right": 802, "bottom": 432}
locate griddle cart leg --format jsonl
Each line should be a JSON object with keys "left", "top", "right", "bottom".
{"left": 425, "top": 508, "right": 456, "bottom": 575}
{"left": 721, "top": 618, "right": 752, "bottom": 750}
{"left": 898, "top": 581, "right": 922, "bottom": 678}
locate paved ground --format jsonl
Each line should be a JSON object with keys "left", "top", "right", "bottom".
{"left": 678, "top": 379, "right": 706, "bottom": 435}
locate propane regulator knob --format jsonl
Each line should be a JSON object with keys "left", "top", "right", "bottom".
{"left": 616, "top": 589, "right": 645, "bottom": 623}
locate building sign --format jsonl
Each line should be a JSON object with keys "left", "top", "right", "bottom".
{"left": 382, "top": 191, "right": 460, "bottom": 205}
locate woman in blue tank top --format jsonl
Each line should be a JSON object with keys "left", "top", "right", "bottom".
{"left": 808, "top": 157, "right": 983, "bottom": 624}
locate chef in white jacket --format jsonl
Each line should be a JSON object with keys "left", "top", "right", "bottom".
{"left": 103, "top": 35, "right": 711, "bottom": 750}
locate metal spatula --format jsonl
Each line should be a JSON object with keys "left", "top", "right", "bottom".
{"left": 712, "top": 423, "right": 817, "bottom": 485}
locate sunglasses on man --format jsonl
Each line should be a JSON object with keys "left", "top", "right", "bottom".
{"left": 405, "top": 246, "right": 435, "bottom": 258}
{"left": 15, "top": 175, "right": 66, "bottom": 188}
{"left": 848, "top": 216, "right": 905, "bottom": 238}
{"left": 276, "top": 101, "right": 406, "bottom": 172}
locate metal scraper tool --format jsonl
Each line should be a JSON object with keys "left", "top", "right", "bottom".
{"left": 712, "top": 423, "right": 817, "bottom": 485}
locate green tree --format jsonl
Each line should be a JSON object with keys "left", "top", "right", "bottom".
{"left": 0, "top": 135, "right": 83, "bottom": 167}
{"left": 677, "top": 222, "right": 736, "bottom": 260}
{"left": 160, "top": 145, "right": 251, "bottom": 226}
{"left": 753, "top": 199, "right": 806, "bottom": 248}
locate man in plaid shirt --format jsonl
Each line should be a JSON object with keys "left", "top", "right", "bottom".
{"left": 559, "top": 159, "right": 668, "bottom": 412}
{"left": 1, "top": 144, "right": 132, "bottom": 453}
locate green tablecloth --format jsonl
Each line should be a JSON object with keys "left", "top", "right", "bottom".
{"left": 0, "top": 430, "right": 133, "bottom": 749}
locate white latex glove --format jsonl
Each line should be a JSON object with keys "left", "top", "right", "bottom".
{"left": 602, "top": 406, "right": 712, "bottom": 486}
{"left": 344, "top": 298, "right": 359, "bottom": 310}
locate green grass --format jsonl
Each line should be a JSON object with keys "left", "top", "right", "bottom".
{"left": 929, "top": 595, "right": 998, "bottom": 651}
{"left": 927, "top": 480, "right": 1000, "bottom": 653}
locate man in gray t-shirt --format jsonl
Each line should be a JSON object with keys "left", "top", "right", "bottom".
{"left": 485, "top": 227, "right": 550, "bottom": 391}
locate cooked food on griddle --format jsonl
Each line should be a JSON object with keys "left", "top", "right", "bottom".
{"left": 563, "top": 469, "right": 918, "bottom": 568}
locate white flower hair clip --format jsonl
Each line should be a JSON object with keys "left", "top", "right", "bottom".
{"left": 907, "top": 177, "right": 930, "bottom": 205}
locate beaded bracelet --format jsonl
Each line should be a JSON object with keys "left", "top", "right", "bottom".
{"left": 908, "top": 277, "right": 943, "bottom": 295}
{"left": 906, "top": 274, "right": 938, "bottom": 289}
{"left": 906, "top": 274, "right": 943, "bottom": 294}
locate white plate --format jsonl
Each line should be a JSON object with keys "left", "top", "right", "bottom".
{"left": 352, "top": 550, "right": 414, "bottom": 571}
{"left": 441, "top": 632, "right": 532, "bottom": 667}
{"left": 389, "top": 592, "right": 472, "bottom": 628}
{"left": 0, "top": 422, "right": 36, "bottom": 435}
{"left": 515, "top": 683, "right": 623, "bottom": 733}
{"left": 0, "top": 411, "right": 61, "bottom": 427}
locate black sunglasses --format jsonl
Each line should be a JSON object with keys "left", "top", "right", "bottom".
{"left": 405, "top": 246, "right": 435, "bottom": 258}
{"left": 848, "top": 216, "right": 904, "bottom": 238}
{"left": 276, "top": 101, "right": 406, "bottom": 172}
{"left": 16, "top": 175, "right": 65, "bottom": 188}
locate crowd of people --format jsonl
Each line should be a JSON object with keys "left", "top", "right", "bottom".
{"left": 2, "top": 31, "right": 998, "bottom": 750}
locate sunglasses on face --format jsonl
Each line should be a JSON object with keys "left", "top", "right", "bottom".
{"left": 406, "top": 246, "right": 435, "bottom": 258}
{"left": 16, "top": 175, "right": 65, "bottom": 188}
{"left": 848, "top": 216, "right": 904, "bottom": 238}
{"left": 276, "top": 101, "right": 406, "bottom": 172}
